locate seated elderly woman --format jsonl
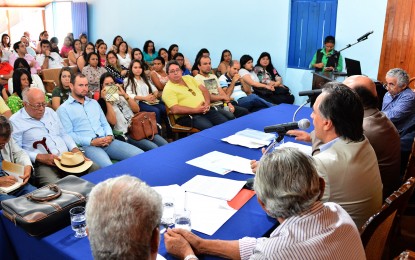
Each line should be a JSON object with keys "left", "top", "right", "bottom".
{"left": 0, "top": 115, "right": 36, "bottom": 205}
{"left": 164, "top": 147, "right": 366, "bottom": 259}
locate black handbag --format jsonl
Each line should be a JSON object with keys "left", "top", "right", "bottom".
{"left": 1, "top": 175, "right": 95, "bottom": 237}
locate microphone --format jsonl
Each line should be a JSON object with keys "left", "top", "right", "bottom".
{"left": 357, "top": 31, "right": 373, "bottom": 42}
{"left": 298, "top": 89, "right": 323, "bottom": 97}
{"left": 264, "top": 119, "right": 310, "bottom": 133}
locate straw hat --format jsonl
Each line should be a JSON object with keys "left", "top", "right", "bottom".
{"left": 54, "top": 152, "right": 93, "bottom": 173}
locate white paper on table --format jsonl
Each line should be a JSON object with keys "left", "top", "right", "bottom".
{"left": 186, "top": 151, "right": 253, "bottom": 175}
{"left": 186, "top": 192, "right": 236, "bottom": 236}
{"left": 222, "top": 128, "right": 275, "bottom": 148}
{"left": 152, "top": 184, "right": 186, "bottom": 210}
{"left": 181, "top": 175, "right": 246, "bottom": 201}
{"left": 277, "top": 141, "right": 312, "bottom": 155}
{"left": 186, "top": 151, "right": 231, "bottom": 175}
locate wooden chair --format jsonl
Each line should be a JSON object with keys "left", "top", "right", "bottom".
{"left": 360, "top": 177, "right": 415, "bottom": 260}
{"left": 404, "top": 139, "right": 415, "bottom": 182}
{"left": 165, "top": 106, "right": 199, "bottom": 139}
{"left": 409, "top": 77, "right": 415, "bottom": 91}
{"left": 41, "top": 66, "right": 78, "bottom": 93}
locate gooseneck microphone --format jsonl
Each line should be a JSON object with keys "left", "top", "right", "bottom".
{"left": 264, "top": 118, "right": 310, "bottom": 133}
{"left": 357, "top": 31, "right": 374, "bottom": 42}
{"left": 298, "top": 89, "right": 323, "bottom": 97}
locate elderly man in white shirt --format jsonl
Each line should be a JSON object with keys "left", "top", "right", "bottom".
{"left": 164, "top": 147, "right": 366, "bottom": 260}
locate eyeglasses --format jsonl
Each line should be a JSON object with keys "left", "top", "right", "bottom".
{"left": 27, "top": 102, "right": 47, "bottom": 110}
{"left": 186, "top": 86, "right": 196, "bottom": 96}
{"left": 168, "top": 69, "right": 181, "bottom": 74}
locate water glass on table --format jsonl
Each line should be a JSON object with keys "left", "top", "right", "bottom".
{"left": 160, "top": 197, "right": 175, "bottom": 233}
{"left": 174, "top": 209, "right": 191, "bottom": 231}
{"left": 70, "top": 206, "right": 87, "bottom": 238}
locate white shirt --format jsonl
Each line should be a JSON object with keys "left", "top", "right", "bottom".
{"left": 125, "top": 77, "right": 157, "bottom": 98}
{"left": 36, "top": 52, "right": 64, "bottom": 69}
{"left": 239, "top": 201, "right": 366, "bottom": 260}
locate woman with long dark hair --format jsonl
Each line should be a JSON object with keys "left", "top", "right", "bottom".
{"left": 142, "top": 40, "right": 158, "bottom": 65}
{"left": 51, "top": 67, "right": 73, "bottom": 110}
{"left": 217, "top": 49, "right": 232, "bottom": 76}
{"left": 99, "top": 73, "right": 168, "bottom": 151}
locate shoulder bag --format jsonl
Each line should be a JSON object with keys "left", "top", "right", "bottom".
{"left": 128, "top": 112, "right": 158, "bottom": 141}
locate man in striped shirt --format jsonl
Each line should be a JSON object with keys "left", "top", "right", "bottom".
{"left": 164, "top": 148, "right": 366, "bottom": 260}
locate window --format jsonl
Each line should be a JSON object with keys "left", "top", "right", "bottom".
{"left": 288, "top": 0, "right": 338, "bottom": 69}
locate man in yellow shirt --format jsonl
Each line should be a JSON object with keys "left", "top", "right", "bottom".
{"left": 162, "top": 60, "right": 228, "bottom": 130}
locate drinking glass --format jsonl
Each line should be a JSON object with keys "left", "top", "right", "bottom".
{"left": 161, "top": 197, "right": 175, "bottom": 227}
{"left": 70, "top": 206, "right": 87, "bottom": 238}
{"left": 174, "top": 209, "right": 191, "bottom": 231}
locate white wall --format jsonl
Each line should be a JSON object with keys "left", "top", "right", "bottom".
{"left": 87, "top": 0, "right": 387, "bottom": 105}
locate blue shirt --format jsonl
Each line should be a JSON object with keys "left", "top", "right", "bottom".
{"left": 382, "top": 88, "right": 415, "bottom": 131}
{"left": 143, "top": 51, "right": 158, "bottom": 63}
{"left": 10, "top": 107, "right": 78, "bottom": 163}
{"left": 57, "top": 95, "right": 113, "bottom": 147}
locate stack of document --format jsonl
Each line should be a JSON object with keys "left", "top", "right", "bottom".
{"left": 276, "top": 141, "right": 312, "bottom": 155}
{"left": 186, "top": 151, "right": 253, "bottom": 175}
{"left": 222, "top": 128, "right": 276, "bottom": 148}
{"left": 153, "top": 175, "right": 253, "bottom": 236}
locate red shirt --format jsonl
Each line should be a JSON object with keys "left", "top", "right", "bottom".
{"left": 0, "top": 62, "right": 13, "bottom": 89}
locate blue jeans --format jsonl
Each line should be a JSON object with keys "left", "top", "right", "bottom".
{"left": 127, "top": 134, "right": 168, "bottom": 151}
{"left": 176, "top": 107, "right": 228, "bottom": 130}
{"left": 83, "top": 139, "right": 143, "bottom": 168}
{"left": 0, "top": 183, "right": 37, "bottom": 206}
{"left": 237, "top": 94, "right": 274, "bottom": 112}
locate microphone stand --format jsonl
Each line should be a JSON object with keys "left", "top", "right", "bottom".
{"left": 292, "top": 98, "right": 311, "bottom": 122}
{"left": 330, "top": 34, "right": 371, "bottom": 67}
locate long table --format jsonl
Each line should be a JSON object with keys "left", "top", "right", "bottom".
{"left": 0, "top": 104, "right": 313, "bottom": 260}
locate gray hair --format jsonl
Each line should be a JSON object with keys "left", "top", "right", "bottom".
{"left": 85, "top": 175, "right": 162, "bottom": 260}
{"left": 254, "top": 147, "right": 321, "bottom": 219}
{"left": 0, "top": 115, "right": 12, "bottom": 139}
{"left": 386, "top": 68, "right": 409, "bottom": 88}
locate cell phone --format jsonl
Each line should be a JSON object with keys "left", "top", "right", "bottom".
{"left": 105, "top": 84, "right": 119, "bottom": 101}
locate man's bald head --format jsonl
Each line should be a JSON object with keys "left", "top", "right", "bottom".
{"left": 343, "top": 75, "right": 379, "bottom": 110}
{"left": 343, "top": 75, "right": 377, "bottom": 97}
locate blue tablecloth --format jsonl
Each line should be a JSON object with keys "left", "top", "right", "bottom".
{"left": 0, "top": 104, "right": 313, "bottom": 260}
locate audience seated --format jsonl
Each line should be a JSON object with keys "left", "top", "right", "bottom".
{"left": 110, "top": 35, "right": 123, "bottom": 53}
{"left": 79, "top": 33, "right": 88, "bottom": 51}
{"left": 158, "top": 48, "right": 169, "bottom": 67}
{"left": 150, "top": 57, "right": 168, "bottom": 91}
{"left": 11, "top": 88, "right": 99, "bottom": 186}
{"left": 6, "top": 69, "right": 31, "bottom": 113}
{"left": 35, "top": 31, "right": 49, "bottom": 54}
{"left": 162, "top": 60, "right": 228, "bottom": 130}
{"left": 51, "top": 67, "right": 73, "bottom": 110}
{"left": 99, "top": 73, "right": 168, "bottom": 151}
{"left": 143, "top": 40, "right": 158, "bottom": 65}
{"left": 194, "top": 56, "right": 248, "bottom": 118}
{"left": 105, "top": 51, "right": 128, "bottom": 84}
{"left": 124, "top": 60, "right": 168, "bottom": 129}
{"left": 7, "top": 58, "right": 45, "bottom": 94}
{"left": 57, "top": 73, "right": 143, "bottom": 168}
{"left": 131, "top": 48, "right": 150, "bottom": 76}
{"left": 254, "top": 52, "right": 295, "bottom": 104}
{"left": 165, "top": 147, "right": 366, "bottom": 259}
{"left": 219, "top": 60, "right": 273, "bottom": 112}
{"left": 67, "top": 39, "right": 83, "bottom": 66}
{"left": 382, "top": 68, "right": 415, "bottom": 172}
{"left": 0, "top": 60, "right": 13, "bottom": 90}
{"left": 9, "top": 41, "right": 41, "bottom": 74}
{"left": 0, "top": 115, "right": 36, "bottom": 205}
{"left": 20, "top": 36, "right": 36, "bottom": 57}
{"left": 50, "top": 37, "right": 60, "bottom": 54}
{"left": 168, "top": 44, "right": 191, "bottom": 70}
{"left": 217, "top": 49, "right": 231, "bottom": 76}
{"left": 82, "top": 52, "right": 107, "bottom": 93}
{"left": 36, "top": 40, "right": 65, "bottom": 70}
{"left": 96, "top": 42, "right": 108, "bottom": 67}
{"left": 1, "top": 34, "right": 11, "bottom": 51}
{"left": 0, "top": 97, "right": 11, "bottom": 118}
{"left": 173, "top": 53, "right": 191, "bottom": 76}
{"left": 85, "top": 175, "right": 162, "bottom": 260}
{"left": 60, "top": 36, "right": 73, "bottom": 58}
{"left": 116, "top": 41, "right": 131, "bottom": 68}
{"left": 76, "top": 42, "right": 95, "bottom": 72}
{"left": 191, "top": 48, "right": 209, "bottom": 76}
{"left": 280, "top": 83, "right": 382, "bottom": 228}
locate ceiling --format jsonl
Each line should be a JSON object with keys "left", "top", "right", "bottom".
{"left": 0, "top": 0, "right": 54, "bottom": 7}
